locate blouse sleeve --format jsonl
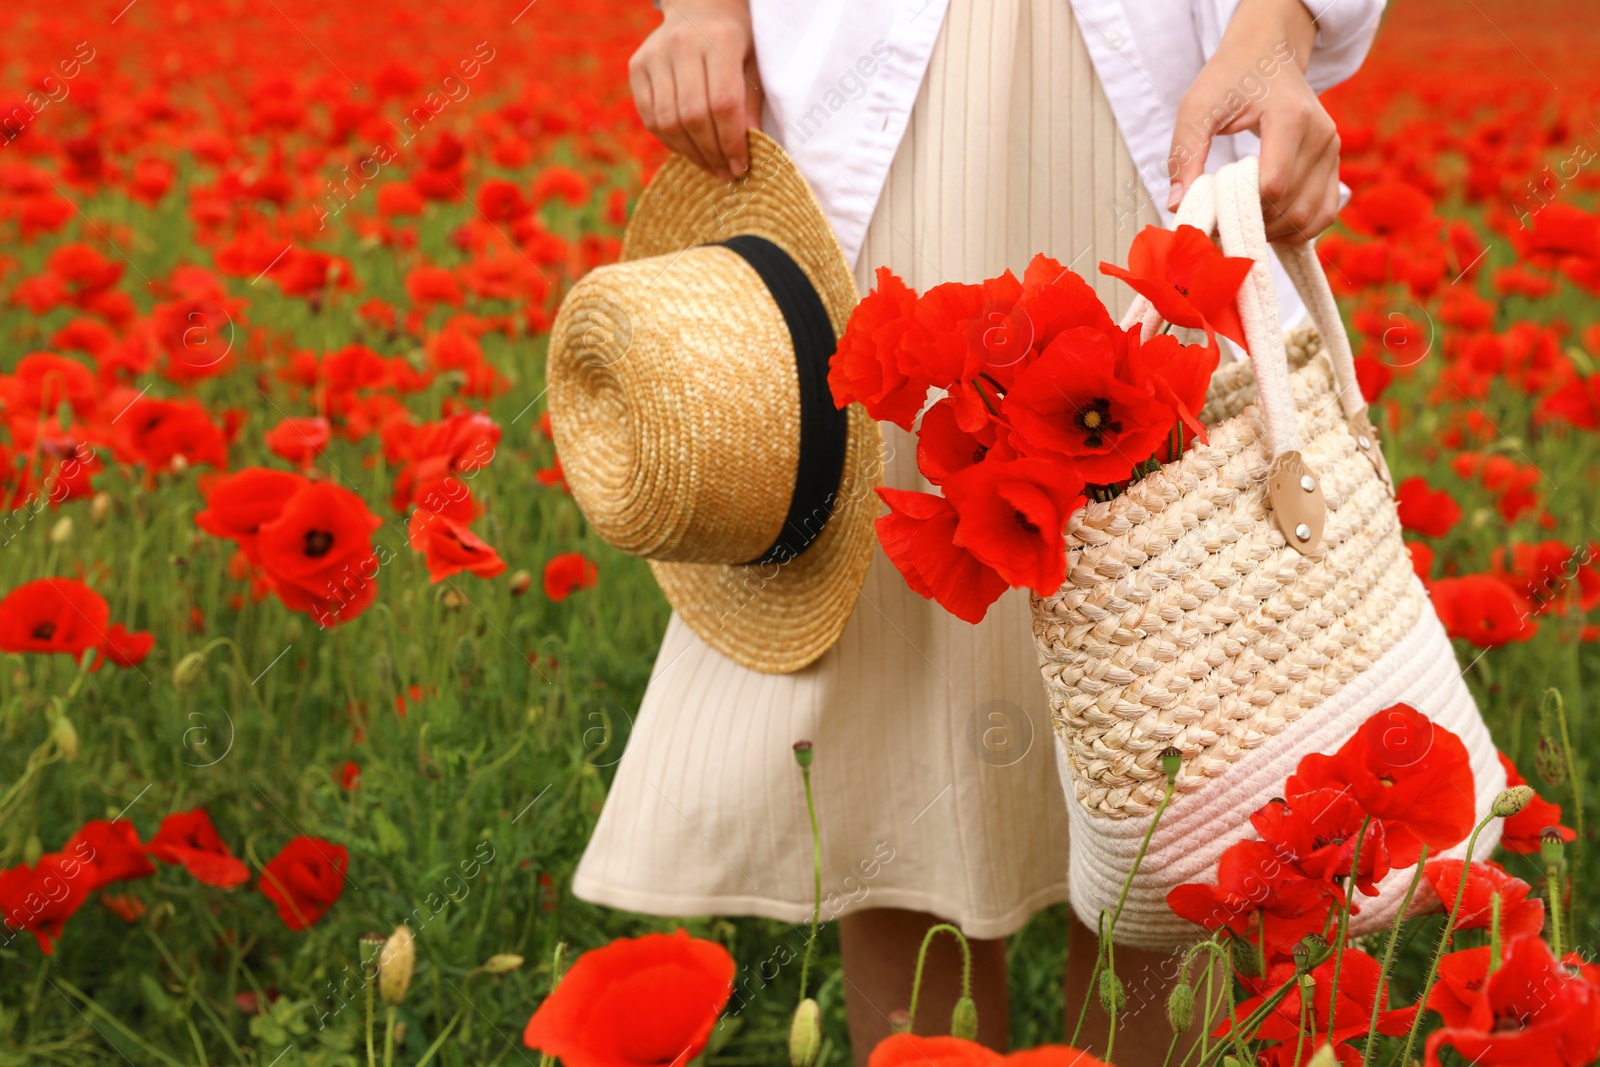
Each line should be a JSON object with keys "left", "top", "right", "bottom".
{"left": 1297, "top": 0, "right": 1388, "bottom": 94}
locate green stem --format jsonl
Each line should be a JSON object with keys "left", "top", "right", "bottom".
{"left": 1361, "top": 846, "right": 1429, "bottom": 1067}
{"left": 1546, "top": 861, "right": 1564, "bottom": 958}
{"left": 51, "top": 977, "right": 188, "bottom": 1067}
{"left": 383, "top": 1005, "right": 397, "bottom": 1067}
{"left": 1324, "top": 816, "right": 1373, "bottom": 1045}
{"left": 412, "top": 1010, "right": 463, "bottom": 1067}
{"left": 797, "top": 758, "right": 823, "bottom": 1002}
{"left": 1551, "top": 688, "right": 1583, "bottom": 926}
{"left": 1099, "top": 773, "right": 1178, "bottom": 1061}
{"left": 1396, "top": 813, "right": 1496, "bottom": 1066}
{"left": 1193, "top": 976, "right": 1300, "bottom": 1067}
{"left": 1291, "top": 981, "right": 1310, "bottom": 1067}
{"left": 906, "top": 923, "right": 972, "bottom": 1032}
{"left": 1489, "top": 892, "right": 1503, "bottom": 974}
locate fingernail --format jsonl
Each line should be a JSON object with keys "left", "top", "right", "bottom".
{"left": 1167, "top": 182, "right": 1184, "bottom": 211}
{"left": 732, "top": 160, "right": 747, "bottom": 178}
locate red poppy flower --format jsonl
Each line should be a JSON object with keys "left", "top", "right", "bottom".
{"left": 0, "top": 578, "right": 111, "bottom": 661}
{"left": 1428, "top": 947, "right": 1491, "bottom": 1028}
{"left": 1537, "top": 374, "right": 1600, "bottom": 430}
{"left": 1251, "top": 789, "right": 1392, "bottom": 894}
{"left": 259, "top": 836, "right": 348, "bottom": 930}
{"left": 338, "top": 761, "right": 361, "bottom": 790}
{"left": 1431, "top": 574, "right": 1538, "bottom": 648}
{"left": 1000, "top": 1047, "right": 1110, "bottom": 1066}
{"left": 1395, "top": 476, "right": 1462, "bottom": 538}
{"left": 544, "top": 552, "right": 598, "bottom": 601}
{"left": 254, "top": 481, "right": 384, "bottom": 626}
{"left": 195, "top": 467, "right": 310, "bottom": 564}
{"left": 65, "top": 819, "right": 155, "bottom": 891}
{"left": 1223, "top": 948, "right": 1416, "bottom": 1065}
{"left": 1408, "top": 540, "right": 1436, "bottom": 583}
{"left": 1003, "top": 327, "right": 1176, "bottom": 484}
{"left": 916, "top": 397, "right": 1007, "bottom": 484}
{"left": 109, "top": 395, "right": 229, "bottom": 474}
{"left": 1491, "top": 541, "right": 1600, "bottom": 615}
{"left": 263, "top": 416, "right": 332, "bottom": 467}
{"left": 97, "top": 623, "right": 155, "bottom": 668}
{"left": 407, "top": 507, "right": 507, "bottom": 582}
{"left": 941, "top": 458, "right": 1085, "bottom": 594}
{"left": 900, "top": 271, "right": 1029, "bottom": 431}
{"left": 1497, "top": 753, "right": 1576, "bottom": 854}
{"left": 829, "top": 267, "right": 926, "bottom": 430}
{"left": 868, "top": 1036, "right": 989, "bottom": 1066}
{"left": 0, "top": 852, "right": 96, "bottom": 954}
{"left": 1286, "top": 703, "right": 1475, "bottom": 868}
{"left": 1167, "top": 839, "right": 1339, "bottom": 953}
{"left": 1341, "top": 180, "right": 1437, "bottom": 241}
{"left": 1099, "top": 224, "right": 1253, "bottom": 351}
{"left": 530, "top": 165, "right": 590, "bottom": 207}
{"left": 1424, "top": 934, "right": 1600, "bottom": 1067}
{"left": 146, "top": 809, "right": 250, "bottom": 888}
{"left": 477, "top": 178, "right": 530, "bottom": 222}
{"left": 1422, "top": 858, "right": 1545, "bottom": 940}
{"left": 523, "top": 930, "right": 734, "bottom": 1067}
{"left": 875, "top": 487, "right": 1009, "bottom": 624}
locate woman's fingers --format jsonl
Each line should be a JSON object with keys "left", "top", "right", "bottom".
{"left": 707, "top": 50, "right": 752, "bottom": 177}
{"left": 626, "top": 3, "right": 762, "bottom": 182}
{"left": 672, "top": 53, "right": 731, "bottom": 179}
{"left": 1261, "top": 101, "right": 1340, "bottom": 242}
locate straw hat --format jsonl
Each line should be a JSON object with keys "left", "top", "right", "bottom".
{"left": 545, "top": 131, "right": 883, "bottom": 674}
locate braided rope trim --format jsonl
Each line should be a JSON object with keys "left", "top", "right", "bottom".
{"left": 1032, "top": 329, "right": 1428, "bottom": 819}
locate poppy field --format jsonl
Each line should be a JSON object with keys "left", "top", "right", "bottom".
{"left": 0, "top": 0, "right": 1597, "bottom": 1064}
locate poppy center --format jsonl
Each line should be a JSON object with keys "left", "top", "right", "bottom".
{"left": 303, "top": 529, "right": 336, "bottom": 558}
{"left": 971, "top": 444, "right": 989, "bottom": 465}
{"left": 32, "top": 621, "right": 57, "bottom": 640}
{"left": 1075, "top": 398, "right": 1122, "bottom": 449}
{"left": 1013, "top": 510, "right": 1039, "bottom": 535}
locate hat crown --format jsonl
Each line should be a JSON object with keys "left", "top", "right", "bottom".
{"left": 548, "top": 247, "right": 800, "bottom": 565}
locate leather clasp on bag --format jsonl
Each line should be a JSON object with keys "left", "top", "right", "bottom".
{"left": 1348, "top": 410, "right": 1395, "bottom": 496}
{"left": 1266, "top": 451, "right": 1326, "bottom": 556}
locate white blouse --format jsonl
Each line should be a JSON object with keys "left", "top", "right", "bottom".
{"left": 750, "top": 0, "right": 1386, "bottom": 323}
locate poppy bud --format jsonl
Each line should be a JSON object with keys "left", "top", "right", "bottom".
{"left": 23, "top": 834, "right": 42, "bottom": 866}
{"left": 1160, "top": 746, "right": 1182, "bottom": 783}
{"left": 51, "top": 714, "right": 79, "bottom": 761}
{"left": 440, "top": 587, "right": 463, "bottom": 610}
{"left": 1306, "top": 1044, "right": 1338, "bottom": 1067}
{"left": 359, "top": 931, "right": 386, "bottom": 976}
{"left": 379, "top": 925, "right": 415, "bottom": 1005}
{"left": 1492, "top": 785, "right": 1535, "bottom": 818}
{"left": 1541, "top": 827, "right": 1565, "bottom": 870}
{"left": 1166, "top": 980, "right": 1194, "bottom": 1032}
{"left": 792, "top": 740, "right": 814, "bottom": 769}
{"left": 1098, "top": 969, "right": 1125, "bottom": 1014}
{"left": 173, "top": 650, "right": 207, "bottom": 689}
{"left": 284, "top": 618, "right": 304, "bottom": 643}
{"left": 887, "top": 1008, "right": 911, "bottom": 1034}
{"left": 788, "top": 998, "right": 822, "bottom": 1067}
{"left": 49, "top": 516, "right": 73, "bottom": 545}
{"left": 480, "top": 953, "right": 525, "bottom": 976}
{"left": 950, "top": 995, "right": 978, "bottom": 1039}
{"left": 1535, "top": 736, "right": 1567, "bottom": 787}
{"left": 90, "top": 491, "right": 113, "bottom": 524}
{"left": 1222, "top": 1057, "right": 1245, "bottom": 1067}
{"left": 508, "top": 569, "right": 533, "bottom": 596}
{"left": 1294, "top": 932, "right": 1328, "bottom": 973}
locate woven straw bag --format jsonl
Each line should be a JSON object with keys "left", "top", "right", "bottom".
{"left": 1033, "top": 156, "right": 1506, "bottom": 950}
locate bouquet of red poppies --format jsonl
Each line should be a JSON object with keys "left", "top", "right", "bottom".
{"left": 828, "top": 225, "right": 1255, "bottom": 623}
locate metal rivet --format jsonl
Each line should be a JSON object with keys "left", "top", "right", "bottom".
{"left": 1357, "top": 435, "right": 1372, "bottom": 450}
{"left": 1295, "top": 523, "right": 1312, "bottom": 542}
{"left": 1300, "top": 475, "right": 1316, "bottom": 493}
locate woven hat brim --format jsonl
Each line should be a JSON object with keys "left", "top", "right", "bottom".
{"left": 622, "top": 133, "right": 878, "bottom": 673}
{"left": 649, "top": 401, "right": 882, "bottom": 674}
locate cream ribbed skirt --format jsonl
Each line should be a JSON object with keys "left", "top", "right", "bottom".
{"left": 573, "top": 0, "right": 1160, "bottom": 939}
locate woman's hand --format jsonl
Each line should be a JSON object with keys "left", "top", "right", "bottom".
{"left": 628, "top": 0, "right": 765, "bottom": 181}
{"left": 1168, "top": 0, "right": 1339, "bottom": 243}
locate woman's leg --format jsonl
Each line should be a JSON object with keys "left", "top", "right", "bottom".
{"left": 839, "top": 907, "right": 1010, "bottom": 1063}
{"left": 1064, "top": 911, "right": 1206, "bottom": 1066}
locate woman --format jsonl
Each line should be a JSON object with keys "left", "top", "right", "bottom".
{"left": 578, "top": 0, "right": 1383, "bottom": 1059}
